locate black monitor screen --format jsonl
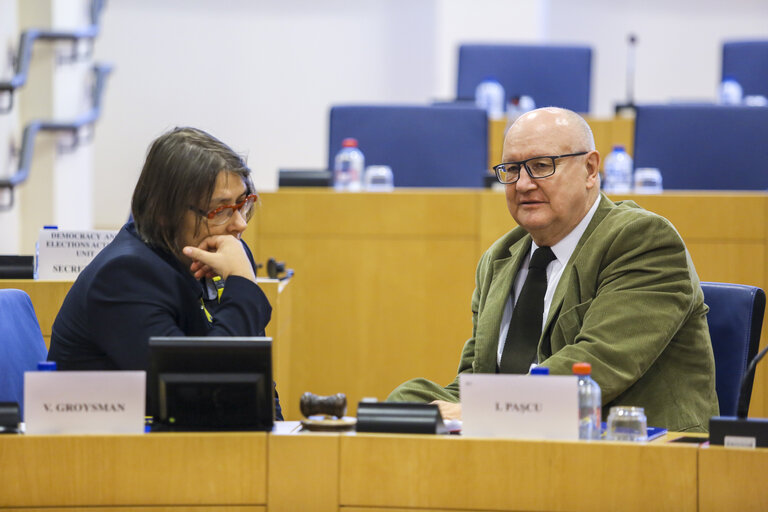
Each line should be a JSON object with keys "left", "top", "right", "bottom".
{"left": 147, "top": 337, "right": 274, "bottom": 431}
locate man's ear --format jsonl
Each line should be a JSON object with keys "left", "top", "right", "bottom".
{"left": 585, "top": 150, "right": 601, "bottom": 188}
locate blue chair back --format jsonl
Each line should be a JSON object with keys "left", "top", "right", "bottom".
{"left": 722, "top": 41, "right": 768, "bottom": 98}
{"left": 456, "top": 44, "right": 592, "bottom": 113}
{"left": 0, "top": 289, "right": 47, "bottom": 420}
{"left": 634, "top": 104, "right": 768, "bottom": 190}
{"left": 328, "top": 105, "right": 487, "bottom": 188}
{"left": 701, "top": 282, "right": 765, "bottom": 416}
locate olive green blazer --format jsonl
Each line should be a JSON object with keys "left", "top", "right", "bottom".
{"left": 388, "top": 194, "right": 719, "bottom": 432}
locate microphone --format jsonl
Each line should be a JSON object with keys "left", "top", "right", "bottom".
{"left": 614, "top": 33, "right": 638, "bottom": 116}
{"left": 737, "top": 344, "right": 768, "bottom": 419}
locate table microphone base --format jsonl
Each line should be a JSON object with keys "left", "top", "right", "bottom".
{"left": 709, "top": 416, "right": 768, "bottom": 447}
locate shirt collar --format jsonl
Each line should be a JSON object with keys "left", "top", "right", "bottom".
{"left": 530, "top": 195, "right": 601, "bottom": 265}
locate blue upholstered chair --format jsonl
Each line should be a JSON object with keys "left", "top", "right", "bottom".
{"left": 701, "top": 282, "right": 766, "bottom": 416}
{"left": 456, "top": 44, "right": 592, "bottom": 113}
{"left": 633, "top": 104, "right": 768, "bottom": 190}
{"left": 0, "top": 289, "right": 47, "bottom": 420}
{"left": 328, "top": 105, "right": 488, "bottom": 188}
{"left": 722, "top": 41, "right": 768, "bottom": 98}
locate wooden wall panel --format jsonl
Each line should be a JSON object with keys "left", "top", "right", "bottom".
{"left": 340, "top": 435, "right": 698, "bottom": 512}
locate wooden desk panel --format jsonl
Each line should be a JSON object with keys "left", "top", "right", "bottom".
{"left": 699, "top": 445, "right": 768, "bottom": 511}
{"left": 14, "top": 507, "right": 263, "bottom": 512}
{"left": 254, "top": 236, "right": 476, "bottom": 417}
{"left": 254, "top": 189, "right": 478, "bottom": 237}
{"left": 268, "top": 433, "right": 339, "bottom": 512}
{"left": 339, "top": 435, "right": 698, "bottom": 512}
{"left": 246, "top": 191, "right": 480, "bottom": 418}
{"left": 0, "top": 433, "right": 268, "bottom": 508}
{"left": 3, "top": 430, "right": 768, "bottom": 510}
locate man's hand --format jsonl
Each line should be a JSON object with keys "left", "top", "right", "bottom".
{"left": 183, "top": 235, "right": 256, "bottom": 283}
{"left": 432, "top": 400, "right": 462, "bottom": 420}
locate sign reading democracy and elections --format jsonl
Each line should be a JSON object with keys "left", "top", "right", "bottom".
{"left": 24, "top": 371, "right": 145, "bottom": 434}
{"left": 460, "top": 374, "right": 578, "bottom": 440}
{"left": 35, "top": 229, "right": 117, "bottom": 279}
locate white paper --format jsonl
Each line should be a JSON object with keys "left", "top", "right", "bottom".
{"left": 460, "top": 373, "right": 578, "bottom": 440}
{"left": 36, "top": 229, "right": 117, "bottom": 279}
{"left": 24, "top": 371, "right": 146, "bottom": 434}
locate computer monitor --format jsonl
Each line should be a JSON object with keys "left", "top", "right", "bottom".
{"left": 147, "top": 337, "right": 274, "bottom": 431}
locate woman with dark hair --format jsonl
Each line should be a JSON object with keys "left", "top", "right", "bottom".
{"left": 48, "top": 127, "right": 282, "bottom": 419}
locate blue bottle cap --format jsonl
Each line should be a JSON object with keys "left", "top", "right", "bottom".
{"left": 37, "top": 361, "right": 57, "bottom": 371}
{"left": 530, "top": 366, "right": 550, "bottom": 375}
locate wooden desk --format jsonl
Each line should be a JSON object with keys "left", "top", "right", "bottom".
{"left": 4, "top": 430, "right": 767, "bottom": 511}
{"left": 246, "top": 190, "right": 768, "bottom": 419}
{"left": 699, "top": 445, "right": 768, "bottom": 511}
{"left": 0, "top": 433, "right": 268, "bottom": 509}
{"left": 339, "top": 435, "right": 698, "bottom": 512}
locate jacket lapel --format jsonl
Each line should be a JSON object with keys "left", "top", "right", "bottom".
{"left": 474, "top": 237, "right": 531, "bottom": 373}
{"left": 540, "top": 193, "right": 616, "bottom": 356}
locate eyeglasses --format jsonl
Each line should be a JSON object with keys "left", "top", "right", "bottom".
{"left": 190, "top": 193, "right": 258, "bottom": 226}
{"left": 493, "top": 152, "right": 589, "bottom": 184}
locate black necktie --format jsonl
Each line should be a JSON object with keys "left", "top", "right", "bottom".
{"left": 499, "top": 246, "right": 556, "bottom": 373}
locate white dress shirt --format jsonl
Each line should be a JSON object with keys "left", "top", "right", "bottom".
{"left": 497, "top": 196, "right": 601, "bottom": 367}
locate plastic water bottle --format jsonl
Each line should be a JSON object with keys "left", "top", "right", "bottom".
{"left": 333, "top": 138, "right": 365, "bottom": 192}
{"left": 602, "top": 145, "right": 633, "bottom": 194}
{"left": 719, "top": 76, "right": 743, "bottom": 105}
{"left": 475, "top": 77, "right": 505, "bottom": 120}
{"left": 505, "top": 95, "right": 536, "bottom": 131}
{"left": 573, "top": 362, "right": 601, "bottom": 440}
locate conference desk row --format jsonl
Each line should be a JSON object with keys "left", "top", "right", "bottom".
{"left": 0, "top": 428, "right": 765, "bottom": 511}
{"left": 6, "top": 190, "right": 768, "bottom": 421}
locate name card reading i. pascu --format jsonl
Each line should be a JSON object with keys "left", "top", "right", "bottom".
{"left": 36, "top": 229, "right": 117, "bottom": 279}
{"left": 460, "top": 374, "right": 578, "bottom": 440}
{"left": 24, "top": 371, "right": 145, "bottom": 434}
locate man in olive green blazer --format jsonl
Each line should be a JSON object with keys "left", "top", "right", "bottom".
{"left": 388, "top": 108, "right": 718, "bottom": 432}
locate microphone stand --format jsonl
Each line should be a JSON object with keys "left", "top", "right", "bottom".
{"left": 614, "top": 33, "right": 638, "bottom": 117}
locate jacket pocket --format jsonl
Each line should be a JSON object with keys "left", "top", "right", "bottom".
{"left": 551, "top": 298, "right": 593, "bottom": 348}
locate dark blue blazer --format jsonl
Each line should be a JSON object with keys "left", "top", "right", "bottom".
{"left": 49, "top": 222, "right": 282, "bottom": 420}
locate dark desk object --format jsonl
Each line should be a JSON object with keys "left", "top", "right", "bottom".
{"left": 148, "top": 337, "right": 274, "bottom": 431}
{"left": 278, "top": 169, "right": 332, "bottom": 188}
{"left": 456, "top": 44, "right": 592, "bottom": 113}
{"left": 0, "top": 402, "right": 20, "bottom": 433}
{"left": 356, "top": 401, "right": 447, "bottom": 434}
{"left": 0, "top": 255, "right": 33, "bottom": 279}
{"left": 634, "top": 104, "right": 768, "bottom": 190}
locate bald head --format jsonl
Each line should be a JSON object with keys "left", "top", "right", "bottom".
{"left": 507, "top": 107, "right": 595, "bottom": 154}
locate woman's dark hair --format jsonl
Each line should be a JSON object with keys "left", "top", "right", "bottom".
{"left": 131, "top": 127, "right": 254, "bottom": 255}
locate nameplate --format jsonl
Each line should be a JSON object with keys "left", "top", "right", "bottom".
{"left": 36, "top": 229, "right": 117, "bottom": 279}
{"left": 24, "top": 371, "right": 145, "bottom": 434}
{"left": 460, "top": 374, "right": 578, "bottom": 439}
